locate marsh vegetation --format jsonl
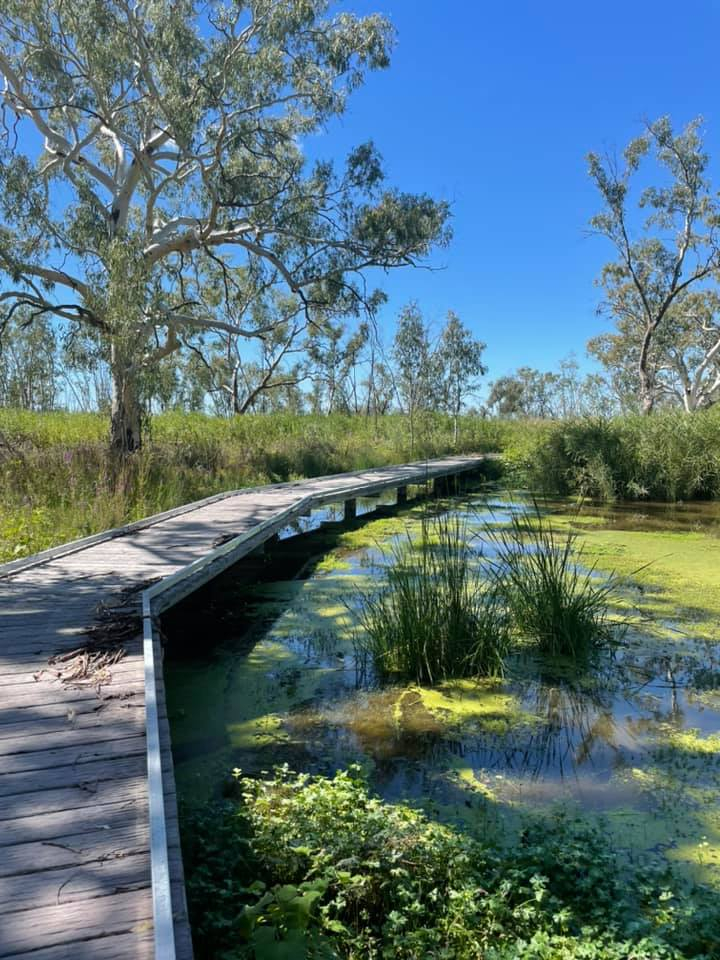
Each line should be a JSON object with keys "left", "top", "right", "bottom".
{"left": 5, "top": 406, "right": 720, "bottom": 563}
{"left": 354, "top": 503, "right": 625, "bottom": 687}
{"left": 166, "top": 488, "right": 720, "bottom": 959}
{"left": 353, "top": 513, "right": 510, "bottom": 684}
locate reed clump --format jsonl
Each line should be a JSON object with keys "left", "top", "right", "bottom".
{"left": 354, "top": 514, "right": 510, "bottom": 684}
{"left": 483, "top": 504, "right": 624, "bottom": 658}
{"left": 355, "top": 504, "right": 626, "bottom": 682}
{"left": 501, "top": 409, "right": 720, "bottom": 502}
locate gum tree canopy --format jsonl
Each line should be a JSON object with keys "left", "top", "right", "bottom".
{"left": 0, "top": 0, "right": 449, "bottom": 454}
{"left": 588, "top": 117, "right": 720, "bottom": 415}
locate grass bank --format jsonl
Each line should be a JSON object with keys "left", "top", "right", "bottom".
{"left": 4, "top": 405, "right": 720, "bottom": 562}
{"left": 0, "top": 410, "right": 503, "bottom": 562}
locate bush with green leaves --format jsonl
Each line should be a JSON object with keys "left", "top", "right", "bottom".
{"left": 182, "top": 765, "right": 720, "bottom": 960}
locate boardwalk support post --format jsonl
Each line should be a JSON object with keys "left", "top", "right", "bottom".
{"left": 397, "top": 485, "right": 408, "bottom": 505}
{"left": 344, "top": 498, "right": 357, "bottom": 522}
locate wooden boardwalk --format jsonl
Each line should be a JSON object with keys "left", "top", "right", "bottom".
{"left": 0, "top": 455, "right": 487, "bottom": 959}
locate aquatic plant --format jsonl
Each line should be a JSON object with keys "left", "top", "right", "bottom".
{"left": 182, "top": 765, "right": 720, "bottom": 960}
{"left": 354, "top": 513, "right": 510, "bottom": 684}
{"left": 484, "top": 503, "right": 625, "bottom": 657}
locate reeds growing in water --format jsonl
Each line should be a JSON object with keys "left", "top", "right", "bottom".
{"left": 354, "top": 503, "right": 626, "bottom": 684}
{"left": 483, "top": 503, "right": 624, "bottom": 658}
{"left": 354, "top": 514, "right": 510, "bottom": 684}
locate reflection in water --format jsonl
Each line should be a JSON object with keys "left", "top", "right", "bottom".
{"left": 569, "top": 497, "right": 720, "bottom": 536}
{"left": 261, "top": 626, "right": 719, "bottom": 820}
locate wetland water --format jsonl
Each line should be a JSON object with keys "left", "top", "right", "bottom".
{"left": 165, "top": 489, "right": 720, "bottom": 885}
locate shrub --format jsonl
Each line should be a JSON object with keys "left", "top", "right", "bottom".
{"left": 501, "top": 410, "right": 720, "bottom": 502}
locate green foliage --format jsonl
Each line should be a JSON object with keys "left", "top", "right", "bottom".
{"left": 503, "top": 410, "right": 720, "bottom": 502}
{"left": 4, "top": 404, "right": 720, "bottom": 562}
{"left": 354, "top": 502, "right": 624, "bottom": 676}
{"left": 354, "top": 513, "right": 510, "bottom": 684}
{"left": 183, "top": 765, "right": 720, "bottom": 960}
{"left": 0, "top": 0, "right": 450, "bottom": 453}
{"left": 587, "top": 116, "right": 720, "bottom": 415}
{"left": 483, "top": 504, "right": 624, "bottom": 657}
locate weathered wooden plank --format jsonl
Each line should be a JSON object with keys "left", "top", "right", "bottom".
{"left": 0, "top": 691, "right": 148, "bottom": 732}
{"left": 0, "top": 779, "right": 149, "bottom": 823}
{"left": 0, "top": 797, "right": 150, "bottom": 846}
{"left": 0, "top": 819, "right": 153, "bottom": 875}
{"left": 0, "top": 704, "right": 145, "bottom": 750}
{"left": 1, "top": 734, "right": 146, "bottom": 776}
{"left": 4, "top": 930, "right": 154, "bottom": 960}
{"left": 0, "top": 660, "right": 144, "bottom": 688}
{"left": 0, "top": 887, "right": 154, "bottom": 956}
{"left": 1, "top": 675, "right": 144, "bottom": 706}
{"left": 0, "top": 852, "right": 152, "bottom": 913}
{"left": 0, "top": 752, "right": 154, "bottom": 799}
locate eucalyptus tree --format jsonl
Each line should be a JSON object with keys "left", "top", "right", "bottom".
{"left": 436, "top": 311, "right": 486, "bottom": 444}
{"left": 0, "top": 0, "right": 449, "bottom": 457}
{"left": 392, "top": 302, "right": 440, "bottom": 452}
{"left": 184, "top": 285, "right": 311, "bottom": 414}
{"left": 588, "top": 116, "right": 720, "bottom": 414}
{"left": 589, "top": 289, "right": 720, "bottom": 411}
{"left": 0, "top": 311, "right": 57, "bottom": 409}
{"left": 306, "top": 320, "right": 370, "bottom": 413}
{"left": 487, "top": 368, "right": 559, "bottom": 418}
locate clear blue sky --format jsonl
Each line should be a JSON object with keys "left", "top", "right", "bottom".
{"left": 318, "top": 0, "right": 720, "bottom": 380}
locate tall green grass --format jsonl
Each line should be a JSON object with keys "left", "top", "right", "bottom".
{"left": 502, "top": 409, "right": 720, "bottom": 501}
{"left": 354, "top": 514, "right": 510, "bottom": 684}
{"left": 355, "top": 503, "right": 627, "bottom": 681}
{"left": 484, "top": 504, "right": 625, "bottom": 657}
{"left": 0, "top": 410, "right": 502, "bottom": 562}
{"left": 3, "top": 404, "right": 720, "bottom": 562}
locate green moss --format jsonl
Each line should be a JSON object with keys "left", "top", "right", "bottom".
{"left": 574, "top": 525, "right": 720, "bottom": 615}
{"left": 333, "top": 515, "right": 417, "bottom": 551}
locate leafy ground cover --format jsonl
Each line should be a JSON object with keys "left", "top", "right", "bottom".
{"left": 183, "top": 766, "right": 720, "bottom": 960}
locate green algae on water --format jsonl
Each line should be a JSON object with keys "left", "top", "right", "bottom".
{"left": 166, "top": 491, "right": 720, "bottom": 889}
